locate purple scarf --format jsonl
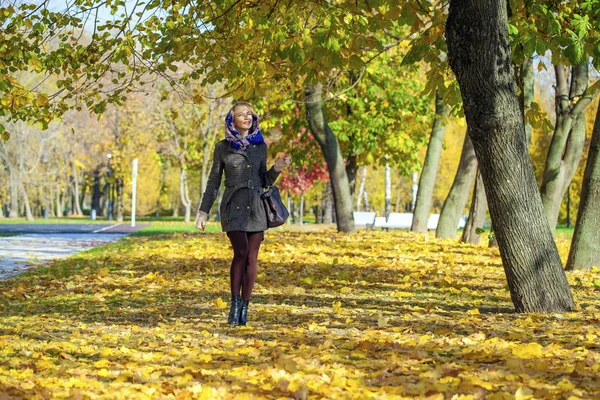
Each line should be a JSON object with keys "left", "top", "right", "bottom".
{"left": 225, "top": 112, "right": 264, "bottom": 150}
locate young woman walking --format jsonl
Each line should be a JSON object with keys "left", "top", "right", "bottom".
{"left": 195, "top": 101, "right": 292, "bottom": 326}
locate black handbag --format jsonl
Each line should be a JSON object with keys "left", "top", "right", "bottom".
{"left": 261, "top": 186, "right": 289, "bottom": 228}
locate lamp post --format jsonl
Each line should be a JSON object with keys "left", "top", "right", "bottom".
{"left": 107, "top": 153, "right": 113, "bottom": 220}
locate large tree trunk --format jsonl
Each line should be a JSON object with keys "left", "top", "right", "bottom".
{"left": 566, "top": 103, "right": 600, "bottom": 270}
{"left": 305, "top": 84, "right": 355, "bottom": 233}
{"left": 412, "top": 91, "right": 450, "bottom": 232}
{"left": 461, "top": 168, "right": 488, "bottom": 244}
{"left": 180, "top": 168, "right": 192, "bottom": 223}
{"left": 346, "top": 154, "right": 359, "bottom": 196}
{"left": 540, "top": 63, "right": 591, "bottom": 230}
{"left": 447, "top": 0, "right": 574, "bottom": 312}
{"left": 322, "top": 184, "right": 333, "bottom": 224}
{"left": 436, "top": 133, "right": 477, "bottom": 238}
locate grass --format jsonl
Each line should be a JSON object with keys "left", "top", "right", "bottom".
{"left": 0, "top": 233, "right": 20, "bottom": 237}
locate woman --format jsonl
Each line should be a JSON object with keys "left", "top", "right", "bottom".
{"left": 195, "top": 101, "right": 292, "bottom": 326}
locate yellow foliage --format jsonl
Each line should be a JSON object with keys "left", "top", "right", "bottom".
{"left": 0, "top": 230, "right": 598, "bottom": 399}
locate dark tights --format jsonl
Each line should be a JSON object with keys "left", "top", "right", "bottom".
{"left": 226, "top": 231, "right": 263, "bottom": 300}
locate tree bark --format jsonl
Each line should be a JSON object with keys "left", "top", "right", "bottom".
{"left": 447, "top": 0, "right": 575, "bottom": 312}
{"left": 92, "top": 167, "right": 102, "bottom": 216}
{"left": 56, "top": 184, "right": 64, "bottom": 217}
{"left": 180, "top": 168, "right": 192, "bottom": 223}
{"left": 461, "top": 168, "right": 488, "bottom": 244}
{"left": 305, "top": 84, "right": 355, "bottom": 232}
{"left": 385, "top": 163, "right": 392, "bottom": 218}
{"left": 356, "top": 166, "right": 367, "bottom": 211}
{"left": 346, "top": 153, "right": 359, "bottom": 196}
{"left": 412, "top": 91, "right": 450, "bottom": 232}
{"left": 19, "top": 181, "right": 34, "bottom": 221}
{"left": 9, "top": 169, "right": 19, "bottom": 218}
{"left": 436, "top": 133, "right": 477, "bottom": 238}
{"left": 566, "top": 103, "right": 600, "bottom": 270}
{"left": 322, "top": 184, "right": 333, "bottom": 224}
{"left": 540, "top": 63, "right": 591, "bottom": 229}
{"left": 521, "top": 56, "right": 534, "bottom": 145}
{"left": 116, "top": 178, "right": 123, "bottom": 222}
{"left": 71, "top": 159, "right": 84, "bottom": 216}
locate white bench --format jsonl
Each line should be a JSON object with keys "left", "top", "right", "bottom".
{"left": 381, "top": 213, "right": 413, "bottom": 229}
{"left": 353, "top": 212, "right": 376, "bottom": 229}
{"left": 427, "top": 214, "right": 468, "bottom": 230}
{"left": 374, "top": 217, "right": 386, "bottom": 228}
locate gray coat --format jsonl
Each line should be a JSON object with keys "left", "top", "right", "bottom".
{"left": 199, "top": 139, "right": 280, "bottom": 232}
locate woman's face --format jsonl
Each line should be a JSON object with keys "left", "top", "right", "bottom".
{"left": 232, "top": 106, "right": 253, "bottom": 133}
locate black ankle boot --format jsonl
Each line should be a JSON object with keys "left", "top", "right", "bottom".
{"left": 239, "top": 299, "right": 250, "bottom": 326}
{"left": 228, "top": 294, "right": 242, "bottom": 325}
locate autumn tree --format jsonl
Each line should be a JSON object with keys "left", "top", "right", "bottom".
{"left": 446, "top": 0, "right": 574, "bottom": 312}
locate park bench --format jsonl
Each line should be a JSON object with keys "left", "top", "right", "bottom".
{"left": 426, "top": 214, "right": 468, "bottom": 230}
{"left": 353, "top": 212, "right": 376, "bottom": 229}
{"left": 380, "top": 213, "right": 413, "bottom": 229}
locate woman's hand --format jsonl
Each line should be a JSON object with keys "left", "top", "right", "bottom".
{"left": 274, "top": 155, "right": 292, "bottom": 172}
{"left": 195, "top": 210, "right": 208, "bottom": 231}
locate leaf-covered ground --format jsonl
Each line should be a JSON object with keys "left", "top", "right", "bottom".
{"left": 0, "top": 230, "right": 599, "bottom": 399}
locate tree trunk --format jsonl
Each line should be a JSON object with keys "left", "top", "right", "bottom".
{"left": 299, "top": 192, "right": 304, "bottom": 224}
{"left": 56, "top": 184, "right": 64, "bottom": 217}
{"left": 566, "top": 102, "right": 600, "bottom": 270}
{"left": 385, "top": 163, "right": 392, "bottom": 218}
{"left": 180, "top": 168, "right": 192, "bottom": 223}
{"left": 412, "top": 91, "right": 450, "bottom": 232}
{"left": 356, "top": 166, "right": 367, "bottom": 211}
{"left": 461, "top": 168, "right": 488, "bottom": 244}
{"left": 92, "top": 168, "right": 102, "bottom": 216}
{"left": 72, "top": 159, "right": 84, "bottom": 216}
{"left": 446, "top": 0, "right": 575, "bottom": 312}
{"left": 540, "top": 63, "right": 591, "bottom": 230}
{"left": 520, "top": 56, "right": 534, "bottom": 145}
{"left": 305, "top": 84, "right": 355, "bottom": 233}
{"left": 9, "top": 169, "right": 19, "bottom": 218}
{"left": 436, "top": 133, "right": 478, "bottom": 238}
{"left": 322, "top": 184, "right": 333, "bottom": 224}
{"left": 116, "top": 178, "right": 123, "bottom": 222}
{"left": 346, "top": 154, "right": 359, "bottom": 196}
{"left": 19, "top": 181, "right": 34, "bottom": 221}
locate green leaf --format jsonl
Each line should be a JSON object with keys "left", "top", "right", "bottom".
{"left": 475, "top": 228, "right": 486, "bottom": 235}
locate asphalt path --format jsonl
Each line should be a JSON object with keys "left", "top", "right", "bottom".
{"left": 0, "top": 223, "right": 149, "bottom": 280}
{"left": 0, "top": 223, "right": 148, "bottom": 234}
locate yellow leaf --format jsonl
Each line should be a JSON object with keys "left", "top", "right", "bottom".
{"left": 515, "top": 386, "right": 534, "bottom": 399}
{"left": 340, "top": 287, "right": 351, "bottom": 294}
{"left": 36, "top": 93, "right": 48, "bottom": 107}
{"left": 377, "top": 313, "right": 388, "bottom": 328}
{"left": 332, "top": 301, "right": 343, "bottom": 314}
{"left": 97, "top": 267, "right": 109, "bottom": 277}
{"left": 512, "top": 342, "right": 543, "bottom": 359}
{"left": 466, "top": 308, "right": 480, "bottom": 315}
{"left": 213, "top": 297, "right": 227, "bottom": 309}
{"left": 395, "top": 291, "right": 413, "bottom": 298}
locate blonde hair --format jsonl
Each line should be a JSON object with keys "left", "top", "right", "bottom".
{"left": 228, "top": 101, "right": 257, "bottom": 120}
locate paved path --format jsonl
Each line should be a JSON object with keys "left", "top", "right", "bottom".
{"left": 0, "top": 223, "right": 148, "bottom": 234}
{"left": 0, "top": 223, "right": 148, "bottom": 280}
